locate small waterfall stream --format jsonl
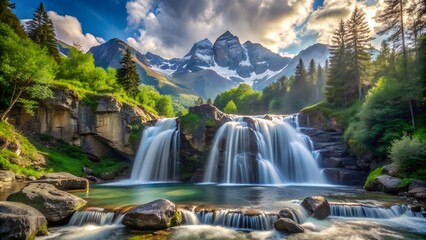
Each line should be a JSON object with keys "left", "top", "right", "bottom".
{"left": 68, "top": 210, "right": 124, "bottom": 226}
{"left": 130, "top": 118, "right": 180, "bottom": 181}
{"left": 204, "top": 115, "right": 325, "bottom": 184}
{"left": 330, "top": 204, "right": 423, "bottom": 218}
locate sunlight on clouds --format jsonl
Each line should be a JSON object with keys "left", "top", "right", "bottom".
{"left": 47, "top": 11, "right": 104, "bottom": 52}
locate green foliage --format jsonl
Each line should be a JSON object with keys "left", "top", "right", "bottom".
{"left": 117, "top": 47, "right": 140, "bottom": 97}
{"left": 364, "top": 166, "right": 383, "bottom": 189}
{"left": 0, "top": 23, "right": 56, "bottom": 120}
{"left": 135, "top": 84, "right": 174, "bottom": 117}
{"left": 27, "top": 3, "right": 60, "bottom": 62}
{"left": 345, "top": 77, "right": 414, "bottom": 159}
{"left": 389, "top": 134, "right": 426, "bottom": 180}
{"left": 398, "top": 178, "right": 412, "bottom": 188}
{"left": 92, "top": 155, "right": 126, "bottom": 177}
{"left": 0, "top": 0, "right": 27, "bottom": 38}
{"left": 180, "top": 112, "right": 215, "bottom": 132}
{"left": 214, "top": 84, "right": 264, "bottom": 114}
{"left": 223, "top": 100, "right": 238, "bottom": 114}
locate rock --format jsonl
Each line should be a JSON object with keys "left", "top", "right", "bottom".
{"left": 26, "top": 176, "right": 36, "bottom": 181}
{"left": 0, "top": 170, "right": 15, "bottom": 183}
{"left": 122, "top": 199, "right": 182, "bottom": 230}
{"left": 376, "top": 175, "right": 404, "bottom": 194}
{"left": 100, "top": 171, "right": 116, "bottom": 180}
{"left": 382, "top": 165, "right": 398, "bottom": 177}
{"left": 407, "top": 187, "right": 426, "bottom": 201}
{"left": 298, "top": 109, "right": 341, "bottom": 132}
{"left": 85, "top": 175, "right": 100, "bottom": 183}
{"left": 301, "top": 196, "right": 330, "bottom": 219}
{"left": 188, "top": 104, "right": 225, "bottom": 122}
{"left": 0, "top": 201, "right": 48, "bottom": 240}
{"left": 408, "top": 180, "right": 426, "bottom": 191}
{"left": 274, "top": 218, "right": 304, "bottom": 233}
{"left": 14, "top": 174, "right": 25, "bottom": 181}
{"left": 410, "top": 205, "right": 422, "bottom": 212}
{"left": 322, "top": 157, "right": 342, "bottom": 168}
{"left": 37, "top": 172, "right": 89, "bottom": 190}
{"left": 7, "top": 183, "right": 87, "bottom": 222}
{"left": 83, "top": 166, "right": 94, "bottom": 175}
{"left": 278, "top": 208, "right": 295, "bottom": 221}
{"left": 95, "top": 96, "right": 121, "bottom": 113}
{"left": 322, "top": 168, "right": 368, "bottom": 185}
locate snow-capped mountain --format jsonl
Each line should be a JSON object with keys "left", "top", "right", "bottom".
{"left": 146, "top": 31, "right": 293, "bottom": 89}
{"left": 88, "top": 31, "right": 329, "bottom": 99}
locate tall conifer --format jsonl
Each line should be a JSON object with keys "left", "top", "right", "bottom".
{"left": 117, "top": 47, "right": 140, "bottom": 97}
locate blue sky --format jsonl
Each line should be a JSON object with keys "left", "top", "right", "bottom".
{"left": 13, "top": 0, "right": 383, "bottom": 58}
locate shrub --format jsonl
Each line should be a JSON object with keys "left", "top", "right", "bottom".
{"left": 389, "top": 134, "right": 426, "bottom": 180}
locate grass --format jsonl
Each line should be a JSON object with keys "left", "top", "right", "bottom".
{"left": 92, "top": 154, "right": 126, "bottom": 177}
{"left": 364, "top": 166, "right": 384, "bottom": 189}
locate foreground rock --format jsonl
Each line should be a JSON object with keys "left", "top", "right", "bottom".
{"left": 0, "top": 170, "right": 15, "bottom": 184}
{"left": 7, "top": 183, "right": 86, "bottom": 222}
{"left": 274, "top": 218, "right": 304, "bottom": 233}
{"left": 375, "top": 175, "right": 404, "bottom": 194}
{"left": 0, "top": 201, "right": 47, "bottom": 240}
{"left": 122, "top": 199, "right": 182, "bottom": 230}
{"left": 301, "top": 196, "right": 330, "bottom": 219}
{"left": 278, "top": 208, "right": 296, "bottom": 221}
{"left": 407, "top": 187, "right": 426, "bottom": 201}
{"left": 36, "top": 172, "right": 89, "bottom": 191}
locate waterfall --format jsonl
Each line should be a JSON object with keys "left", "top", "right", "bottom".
{"left": 130, "top": 118, "right": 180, "bottom": 181}
{"left": 181, "top": 209, "right": 278, "bottom": 231}
{"left": 204, "top": 116, "right": 325, "bottom": 184}
{"left": 69, "top": 210, "right": 123, "bottom": 226}
{"left": 330, "top": 204, "right": 424, "bottom": 219}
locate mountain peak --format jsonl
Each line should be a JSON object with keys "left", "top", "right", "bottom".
{"left": 194, "top": 38, "right": 213, "bottom": 47}
{"left": 218, "top": 30, "right": 235, "bottom": 39}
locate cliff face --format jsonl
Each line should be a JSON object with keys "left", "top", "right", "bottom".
{"left": 17, "top": 91, "right": 156, "bottom": 160}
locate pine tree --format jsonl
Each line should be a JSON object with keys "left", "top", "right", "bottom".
{"left": 116, "top": 47, "right": 140, "bottom": 97}
{"left": 374, "top": 40, "right": 391, "bottom": 79}
{"left": 0, "top": 0, "right": 26, "bottom": 38}
{"left": 346, "top": 7, "right": 372, "bottom": 100}
{"left": 223, "top": 100, "right": 238, "bottom": 114}
{"left": 378, "top": 0, "right": 408, "bottom": 70}
{"left": 207, "top": 97, "right": 212, "bottom": 105}
{"left": 316, "top": 63, "right": 325, "bottom": 101}
{"left": 27, "top": 3, "right": 60, "bottom": 62}
{"left": 326, "top": 19, "right": 349, "bottom": 106}
{"left": 195, "top": 96, "right": 204, "bottom": 105}
{"left": 308, "top": 59, "right": 317, "bottom": 101}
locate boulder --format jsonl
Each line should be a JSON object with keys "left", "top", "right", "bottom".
{"left": 122, "top": 199, "right": 182, "bottom": 230}
{"left": 376, "top": 175, "right": 404, "bottom": 194}
{"left": 36, "top": 172, "right": 89, "bottom": 190}
{"left": 278, "top": 208, "right": 296, "bottom": 221}
{"left": 274, "top": 218, "right": 304, "bottom": 233}
{"left": 0, "top": 201, "right": 47, "bottom": 240}
{"left": 407, "top": 187, "right": 426, "bottom": 201}
{"left": 408, "top": 180, "right": 426, "bottom": 191}
{"left": 0, "top": 170, "right": 15, "bottom": 183}
{"left": 301, "top": 196, "right": 330, "bottom": 219}
{"left": 382, "top": 165, "right": 398, "bottom": 177}
{"left": 7, "top": 183, "right": 87, "bottom": 222}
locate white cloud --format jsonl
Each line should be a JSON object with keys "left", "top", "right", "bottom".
{"left": 305, "top": 0, "right": 385, "bottom": 47}
{"left": 126, "top": 0, "right": 314, "bottom": 58}
{"left": 47, "top": 11, "right": 105, "bottom": 52}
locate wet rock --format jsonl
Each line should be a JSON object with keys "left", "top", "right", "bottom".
{"left": 85, "top": 175, "right": 100, "bottom": 183}
{"left": 301, "top": 196, "right": 330, "bottom": 219}
{"left": 0, "top": 170, "right": 15, "bottom": 183}
{"left": 7, "top": 183, "right": 87, "bottom": 223}
{"left": 408, "top": 180, "right": 426, "bottom": 191}
{"left": 410, "top": 205, "right": 422, "bottom": 212}
{"left": 322, "top": 168, "right": 368, "bottom": 186}
{"left": 322, "top": 157, "right": 342, "bottom": 168}
{"left": 0, "top": 201, "right": 48, "bottom": 240}
{"left": 278, "top": 208, "right": 295, "bottom": 221}
{"left": 274, "top": 218, "right": 304, "bottom": 233}
{"left": 122, "top": 199, "right": 182, "bottom": 230}
{"left": 376, "top": 175, "right": 404, "bottom": 194}
{"left": 407, "top": 187, "right": 426, "bottom": 202}
{"left": 36, "top": 172, "right": 89, "bottom": 190}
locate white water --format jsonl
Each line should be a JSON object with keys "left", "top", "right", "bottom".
{"left": 330, "top": 204, "right": 423, "bottom": 219}
{"left": 130, "top": 118, "right": 180, "bottom": 181}
{"left": 181, "top": 209, "right": 278, "bottom": 230}
{"left": 68, "top": 210, "right": 124, "bottom": 226}
{"left": 204, "top": 116, "right": 325, "bottom": 184}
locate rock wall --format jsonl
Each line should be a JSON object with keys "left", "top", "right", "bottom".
{"left": 16, "top": 91, "right": 156, "bottom": 160}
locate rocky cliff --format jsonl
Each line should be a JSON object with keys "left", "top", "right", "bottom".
{"left": 14, "top": 90, "right": 156, "bottom": 160}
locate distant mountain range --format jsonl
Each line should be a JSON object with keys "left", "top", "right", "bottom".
{"left": 61, "top": 31, "right": 330, "bottom": 101}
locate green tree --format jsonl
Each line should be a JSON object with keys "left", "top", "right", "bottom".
{"left": 374, "top": 40, "right": 391, "bottom": 79}
{"left": 223, "top": 100, "right": 238, "bottom": 114}
{"left": 116, "top": 47, "right": 140, "bottom": 97}
{"left": 0, "top": 23, "right": 56, "bottom": 120}
{"left": 316, "top": 63, "right": 325, "bottom": 101}
{"left": 207, "top": 97, "right": 212, "bottom": 105}
{"left": 346, "top": 7, "right": 372, "bottom": 100}
{"left": 27, "top": 3, "right": 60, "bottom": 62}
{"left": 0, "top": 0, "right": 26, "bottom": 38}
{"left": 308, "top": 59, "right": 317, "bottom": 100}
{"left": 156, "top": 96, "right": 174, "bottom": 117}
{"left": 195, "top": 96, "right": 204, "bottom": 105}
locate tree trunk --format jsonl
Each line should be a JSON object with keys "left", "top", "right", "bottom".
{"left": 0, "top": 88, "right": 23, "bottom": 121}
{"left": 409, "top": 100, "right": 415, "bottom": 129}
{"left": 400, "top": 0, "right": 407, "bottom": 71}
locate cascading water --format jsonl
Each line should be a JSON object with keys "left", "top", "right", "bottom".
{"left": 204, "top": 116, "right": 325, "bottom": 184}
{"left": 69, "top": 210, "right": 124, "bottom": 226}
{"left": 130, "top": 118, "right": 180, "bottom": 181}
{"left": 330, "top": 204, "right": 424, "bottom": 219}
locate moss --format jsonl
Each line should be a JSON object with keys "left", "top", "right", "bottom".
{"left": 398, "top": 178, "right": 411, "bottom": 188}
{"left": 180, "top": 112, "right": 217, "bottom": 132}
{"left": 92, "top": 154, "right": 126, "bottom": 177}
{"left": 168, "top": 210, "right": 183, "bottom": 227}
{"left": 129, "top": 119, "right": 144, "bottom": 145}
{"left": 364, "top": 166, "right": 384, "bottom": 189}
